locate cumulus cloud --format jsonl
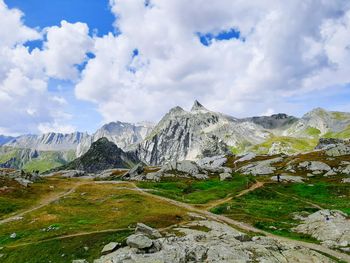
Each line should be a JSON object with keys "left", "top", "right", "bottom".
{"left": 0, "top": 1, "right": 92, "bottom": 135}
{"left": 75, "top": 0, "right": 350, "bottom": 123}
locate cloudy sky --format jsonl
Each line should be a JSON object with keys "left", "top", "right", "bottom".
{"left": 1, "top": 0, "right": 350, "bottom": 135}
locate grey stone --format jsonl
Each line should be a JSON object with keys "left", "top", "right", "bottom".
{"left": 126, "top": 234, "right": 153, "bottom": 249}
{"left": 72, "top": 260, "right": 89, "bottom": 263}
{"left": 293, "top": 210, "right": 350, "bottom": 248}
{"left": 271, "top": 175, "right": 304, "bottom": 183}
{"left": 219, "top": 172, "right": 232, "bottom": 181}
{"left": 135, "top": 223, "right": 162, "bottom": 238}
{"left": 101, "top": 242, "right": 120, "bottom": 255}
{"left": 94, "top": 220, "right": 334, "bottom": 263}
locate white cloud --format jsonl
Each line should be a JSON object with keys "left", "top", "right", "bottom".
{"left": 75, "top": 0, "right": 350, "bottom": 123}
{"left": 40, "top": 20, "right": 93, "bottom": 80}
{"left": 0, "top": 1, "right": 92, "bottom": 135}
{"left": 0, "top": 0, "right": 40, "bottom": 47}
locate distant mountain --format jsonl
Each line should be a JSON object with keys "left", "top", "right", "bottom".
{"left": 59, "top": 137, "right": 140, "bottom": 173}
{"left": 135, "top": 100, "right": 271, "bottom": 165}
{"left": 242, "top": 113, "right": 298, "bottom": 130}
{"left": 285, "top": 108, "right": 350, "bottom": 137}
{"left": 0, "top": 135, "right": 14, "bottom": 146}
{"left": 0, "top": 146, "right": 75, "bottom": 172}
{"left": 76, "top": 121, "right": 154, "bottom": 157}
{"left": 2, "top": 103, "right": 350, "bottom": 169}
{"left": 5, "top": 132, "right": 89, "bottom": 151}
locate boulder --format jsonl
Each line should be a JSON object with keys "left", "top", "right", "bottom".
{"left": 342, "top": 178, "right": 350, "bottom": 183}
{"left": 196, "top": 155, "right": 227, "bottom": 169}
{"left": 123, "top": 162, "right": 145, "bottom": 179}
{"left": 219, "top": 173, "right": 232, "bottom": 181}
{"left": 323, "top": 170, "right": 337, "bottom": 177}
{"left": 298, "top": 161, "right": 331, "bottom": 172}
{"left": 61, "top": 170, "right": 87, "bottom": 178}
{"left": 271, "top": 175, "right": 304, "bottom": 183}
{"left": 234, "top": 152, "right": 256, "bottom": 164}
{"left": 94, "top": 220, "right": 334, "bottom": 263}
{"left": 72, "top": 260, "right": 88, "bottom": 263}
{"left": 135, "top": 223, "right": 162, "bottom": 238}
{"left": 126, "top": 234, "right": 153, "bottom": 249}
{"left": 14, "top": 178, "right": 32, "bottom": 187}
{"left": 101, "top": 242, "right": 120, "bottom": 255}
{"left": 238, "top": 157, "right": 283, "bottom": 176}
{"left": 325, "top": 143, "right": 350, "bottom": 157}
{"left": 293, "top": 210, "right": 350, "bottom": 248}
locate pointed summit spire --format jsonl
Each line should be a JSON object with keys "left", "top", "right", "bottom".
{"left": 191, "top": 100, "right": 206, "bottom": 111}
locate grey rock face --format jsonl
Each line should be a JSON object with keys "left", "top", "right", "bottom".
{"left": 238, "top": 157, "right": 283, "bottom": 176}
{"left": 95, "top": 220, "right": 334, "bottom": 263}
{"left": 315, "top": 138, "right": 346, "bottom": 150}
{"left": 294, "top": 210, "right": 350, "bottom": 248}
{"left": 342, "top": 178, "right": 350, "bottom": 183}
{"left": 60, "top": 170, "right": 87, "bottom": 178}
{"left": 242, "top": 113, "right": 298, "bottom": 130}
{"left": 298, "top": 161, "right": 331, "bottom": 172}
{"left": 271, "top": 175, "right": 304, "bottom": 183}
{"left": 325, "top": 142, "right": 350, "bottom": 157}
{"left": 135, "top": 223, "right": 162, "bottom": 238}
{"left": 126, "top": 234, "right": 153, "bottom": 249}
{"left": 123, "top": 163, "right": 145, "bottom": 180}
{"left": 101, "top": 242, "right": 120, "bottom": 255}
{"left": 219, "top": 172, "right": 232, "bottom": 181}
{"left": 234, "top": 152, "right": 256, "bottom": 164}
{"left": 136, "top": 101, "right": 270, "bottom": 165}
{"left": 76, "top": 121, "right": 154, "bottom": 157}
{"left": 6, "top": 132, "right": 88, "bottom": 151}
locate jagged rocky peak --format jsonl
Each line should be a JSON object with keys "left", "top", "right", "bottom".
{"left": 191, "top": 100, "right": 207, "bottom": 111}
{"left": 5, "top": 131, "right": 88, "bottom": 151}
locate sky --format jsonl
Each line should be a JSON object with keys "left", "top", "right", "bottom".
{"left": 1, "top": 0, "right": 350, "bottom": 136}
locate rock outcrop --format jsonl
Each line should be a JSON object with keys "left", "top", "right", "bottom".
{"left": 135, "top": 101, "right": 270, "bottom": 165}
{"left": 57, "top": 138, "right": 140, "bottom": 173}
{"left": 238, "top": 157, "right": 283, "bottom": 176}
{"left": 76, "top": 121, "right": 154, "bottom": 157}
{"left": 94, "top": 220, "right": 335, "bottom": 263}
{"left": 294, "top": 210, "right": 350, "bottom": 248}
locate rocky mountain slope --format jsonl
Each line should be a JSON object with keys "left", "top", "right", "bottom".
{"left": 1, "top": 103, "right": 350, "bottom": 169}
{"left": 5, "top": 132, "right": 88, "bottom": 151}
{"left": 0, "top": 146, "right": 75, "bottom": 172}
{"left": 0, "top": 135, "right": 14, "bottom": 146}
{"left": 135, "top": 101, "right": 271, "bottom": 165}
{"left": 76, "top": 121, "right": 153, "bottom": 157}
{"left": 57, "top": 137, "right": 140, "bottom": 173}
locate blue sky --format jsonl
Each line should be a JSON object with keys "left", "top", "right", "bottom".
{"left": 1, "top": 0, "right": 350, "bottom": 135}
{"left": 6, "top": 0, "right": 115, "bottom": 36}
{"left": 5, "top": 0, "right": 114, "bottom": 133}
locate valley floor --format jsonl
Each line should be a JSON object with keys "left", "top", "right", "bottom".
{"left": 0, "top": 174, "right": 349, "bottom": 262}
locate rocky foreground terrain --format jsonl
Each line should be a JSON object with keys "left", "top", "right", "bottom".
{"left": 92, "top": 220, "right": 337, "bottom": 263}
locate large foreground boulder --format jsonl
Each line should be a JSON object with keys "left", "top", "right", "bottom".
{"left": 293, "top": 210, "right": 350, "bottom": 248}
{"left": 94, "top": 220, "right": 335, "bottom": 263}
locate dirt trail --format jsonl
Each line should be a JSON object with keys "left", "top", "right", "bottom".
{"left": 202, "top": 181, "right": 265, "bottom": 210}
{"left": 115, "top": 184, "right": 350, "bottom": 262}
{"left": 7, "top": 228, "right": 132, "bottom": 248}
{"left": 0, "top": 181, "right": 86, "bottom": 225}
{"left": 3, "top": 180, "right": 349, "bottom": 261}
{"left": 271, "top": 189, "right": 324, "bottom": 210}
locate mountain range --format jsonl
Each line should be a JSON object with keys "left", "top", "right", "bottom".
{"left": 1, "top": 101, "right": 350, "bottom": 171}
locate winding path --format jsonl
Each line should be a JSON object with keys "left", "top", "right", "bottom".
{"left": 2, "top": 180, "right": 349, "bottom": 262}
{"left": 113, "top": 183, "right": 350, "bottom": 262}
{"left": 0, "top": 181, "right": 86, "bottom": 225}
